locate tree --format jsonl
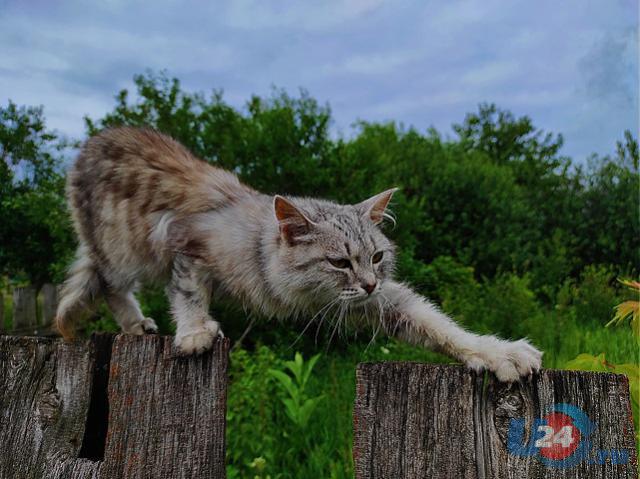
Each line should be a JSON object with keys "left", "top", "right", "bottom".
{"left": 85, "top": 72, "right": 335, "bottom": 196}
{"left": 576, "top": 134, "right": 639, "bottom": 273}
{"left": 0, "top": 101, "right": 73, "bottom": 288}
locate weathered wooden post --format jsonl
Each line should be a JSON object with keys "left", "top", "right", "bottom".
{"left": 41, "top": 283, "right": 59, "bottom": 330}
{"left": 353, "top": 363, "right": 637, "bottom": 478}
{"left": 12, "top": 286, "right": 37, "bottom": 333}
{"left": 0, "top": 334, "right": 229, "bottom": 479}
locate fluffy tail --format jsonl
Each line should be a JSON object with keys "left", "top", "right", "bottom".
{"left": 55, "top": 245, "right": 101, "bottom": 340}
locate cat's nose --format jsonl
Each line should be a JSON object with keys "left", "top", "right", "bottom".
{"left": 362, "top": 282, "right": 377, "bottom": 295}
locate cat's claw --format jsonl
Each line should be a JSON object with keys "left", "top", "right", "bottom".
{"left": 141, "top": 317, "right": 158, "bottom": 334}
{"left": 175, "top": 320, "right": 223, "bottom": 355}
{"left": 464, "top": 338, "right": 543, "bottom": 382}
{"left": 122, "top": 317, "right": 158, "bottom": 335}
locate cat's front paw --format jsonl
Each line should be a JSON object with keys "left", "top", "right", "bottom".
{"left": 175, "top": 321, "right": 223, "bottom": 355}
{"left": 465, "top": 337, "right": 543, "bottom": 382}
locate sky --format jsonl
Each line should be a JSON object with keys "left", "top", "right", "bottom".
{"left": 1, "top": 0, "right": 638, "bottom": 161}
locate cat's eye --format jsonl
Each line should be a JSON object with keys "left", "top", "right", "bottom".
{"left": 372, "top": 251, "right": 384, "bottom": 264}
{"left": 328, "top": 258, "right": 352, "bottom": 269}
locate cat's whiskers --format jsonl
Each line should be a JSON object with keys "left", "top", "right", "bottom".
{"left": 327, "top": 300, "right": 348, "bottom": 351}
{"left": 365, "top": 298, "right": 384, "bottom": 351}
{"left": 315, "top": 297, "right": 344, "bottom": 344}
{"left": 289, "top": 296, "right": 341, "bottom": 350}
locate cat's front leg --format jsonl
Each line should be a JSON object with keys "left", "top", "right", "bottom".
{"left": 167, "top": 254, "right": 224, "bottom": 355}
{"left": 380, "top": 280, "right": 542, "bottom": 382}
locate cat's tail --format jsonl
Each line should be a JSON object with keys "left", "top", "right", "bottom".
{"left": 55, "top": 245, "right": 102, "bottom": 340}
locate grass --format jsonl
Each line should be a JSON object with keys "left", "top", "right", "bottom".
{"left": 226, "top": 319, "right": 639, "bottom": 478}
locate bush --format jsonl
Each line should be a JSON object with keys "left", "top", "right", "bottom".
{"left": 441, "top": 272, "right": 543, "bottom": 339}
{"left": 556, "top": 265, "right": 622, "bottom": 326}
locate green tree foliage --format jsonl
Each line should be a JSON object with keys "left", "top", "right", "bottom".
{"left": 576, "top": 135, "right": 639, "bottom": 271}
{"left": 85, "top": 73, "right": 335, "bottom": 197}
{"left": 0, "top": 101, "right": 74, "bottom": 288}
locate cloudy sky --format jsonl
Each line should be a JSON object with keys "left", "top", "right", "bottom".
{"left": 1, "top": 0, "right": 637, "bottom": 161}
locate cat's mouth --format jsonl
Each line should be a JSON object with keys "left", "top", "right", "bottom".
{"left": 338, "top": 285, "right": 382, "bottom": 304}
{"left": 344, "top": 293, "right": 379, "bottom": 306}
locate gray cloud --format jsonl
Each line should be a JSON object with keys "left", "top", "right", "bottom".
{"left": 0, "top": 0, "right": 637, "bottom": 161}
{"left": 579, "top": 27, "right": 638, "bottom": 105}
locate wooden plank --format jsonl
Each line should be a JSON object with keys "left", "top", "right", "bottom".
{"left": 353, "top": 363, "right": 478, "bottom": 478}
{"left": 479, "top": 369, "right": 637, "bottom": 478}
{"left": 41, "top": 283, "right": 59, "bottom": 329}
{"left": 353, "top": 363, "right": 638, "bottom": 478}
{"left": 0, "top": 334, "right": 229, "bottom": 479}
{"left": 0, "top": 336, "right": 98, "bottom": 479}
{"left": 12, "top": 286, "right": 37, "bottom": 333}
{"left": 99, "top": 335, "right": 229, "bottom": 479}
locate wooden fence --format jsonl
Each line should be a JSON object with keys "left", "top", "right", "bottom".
{"left": 0, "top": 334, "right": 228, "bottom": 479}
{"left": 0, "top": 283, "right": 59, "bottom": 335}
{"left": 0, "top": 334, "right": 637, "bottom": 478}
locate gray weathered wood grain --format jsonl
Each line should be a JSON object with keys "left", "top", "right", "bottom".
{"left": 12, "top": 286, "right": 37, "bottom": 332}
{"left": 100, "top": 334, "right": 229, "bottom": 479}
{"left": 0, "top": 335, "right": 97, "bottom": 479}
{"left": 0, "top": 334, "right": 229, "bottom": 479}
{"left": 41, "top": 283, "right": 59, "bottom": 328}
{"left": 354, "top": 362, "right": 638, "bottom": 479}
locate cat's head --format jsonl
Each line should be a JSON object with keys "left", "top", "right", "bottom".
{"left": 272, "top": 189, "right": 397, "bottom": 307}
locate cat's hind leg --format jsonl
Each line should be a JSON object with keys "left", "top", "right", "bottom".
{"left": 56, "top": 244, "right": 102, "bottom": 340}
{"left": 104, "top": 289, "right": 158, "bottom": 335}
{"left": 167, "top": 254, "right": 223, "bottom": 355}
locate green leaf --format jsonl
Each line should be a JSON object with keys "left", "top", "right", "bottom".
{"left": 283, "top": 358, "right": 303, "bottom": 386}
{"left": 267, "top": 369, "right": 297, "bottom": 399}
{"left": 297, "top": 395, "right": 325, "bottom": 428}
{"left": 282, "top": 397, "right": 300, "bottom": 425}
{"left": 564, "top": 353, "right": 611, "bottom": 372}
{"left": 302, "top": 353, "right": 321, "bottom": 389}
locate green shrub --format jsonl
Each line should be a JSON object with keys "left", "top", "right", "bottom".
{"left": 556, "top": 265, "right": 622, "bottom": 326}
{"left": 441, "top": 272, "right": 543, "bottom": 340}
{"left": 268, "top": 353, "right": 324, "bottom": 429}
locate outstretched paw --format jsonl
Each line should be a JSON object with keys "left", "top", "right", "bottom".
{"left": 175, "top": 321, "right": 223, "bottom": 355}
{"left": 465, "top": 337, "right": 543, "bottom": 382}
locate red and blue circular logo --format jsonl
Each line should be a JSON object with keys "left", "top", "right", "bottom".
{"left": 536, "top": 410, "right": 581, "bottom": 460}
{"left": 507, "top": 402, "right": 606, "bottom": 468}
{"left": 536, "top": 403, "right": 595, "bottom": 467}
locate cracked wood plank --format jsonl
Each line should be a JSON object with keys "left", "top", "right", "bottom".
{"left": 0, "top": 335, "right": 98, "bottom": 479}
{"left": 353, "top": 362, "right": 637, "bottom": 479}
{"left": 0, "top": 334, "right": 229, "bottom": 479}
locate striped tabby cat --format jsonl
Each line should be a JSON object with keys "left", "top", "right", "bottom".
{"left": 56, "top": 127, "right": 541, "bottom": 381}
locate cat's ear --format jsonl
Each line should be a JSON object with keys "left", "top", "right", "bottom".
{"left": 274, "top": 195, "right": 315, "bottom": 245}
{"left": 356, "top": 188, "right": 398, "bottom": 225}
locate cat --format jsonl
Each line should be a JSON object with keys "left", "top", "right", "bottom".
{"left": 56, "top": 126, "right": 542, "bottom": 382}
